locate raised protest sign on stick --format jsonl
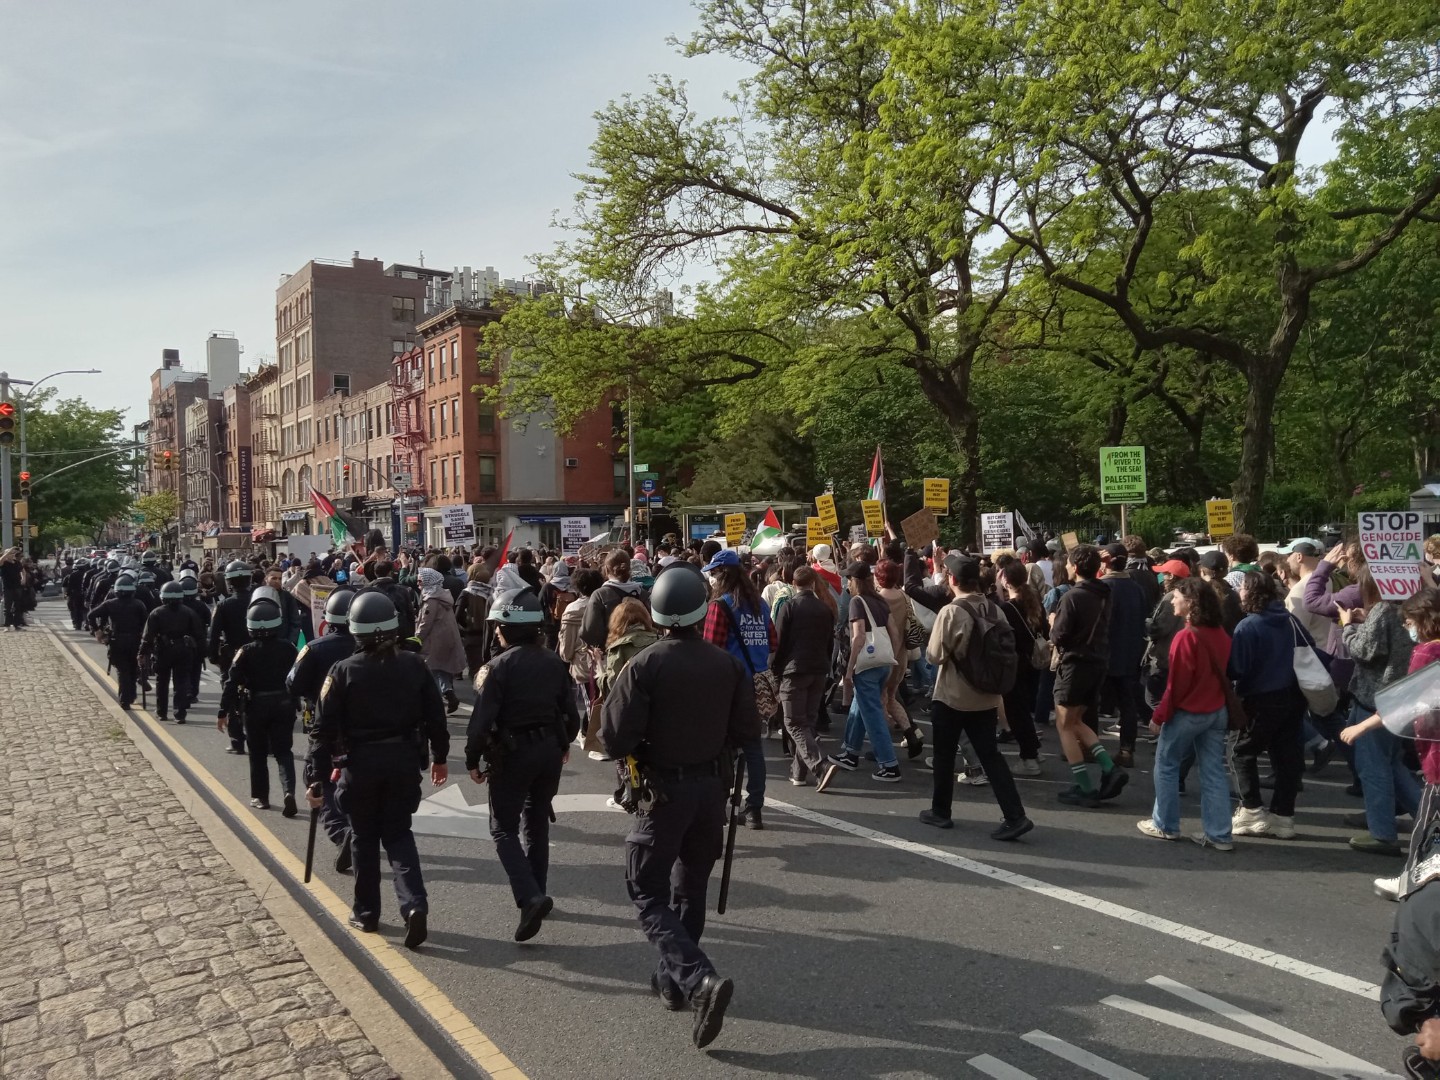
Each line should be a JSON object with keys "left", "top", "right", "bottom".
{"left": 860, "top": 500, "right": 885, "bottom": 538}
{"left": 724, "top": 512, "right": 747, "bottom": 546}
{"left": 815, "top": 493, "right": 839, "bottom": 533}
{"left": 981, "top": 512, "right": 1014, "bottom": 553}
{"left": 901, "top": 508, "right": 939, "bottom": 550}
{"left": 923, "top": 479, "right": 950, "bottom": 516}
{"left": 1359, "top": 511, "right": 1425, "bottom": 600}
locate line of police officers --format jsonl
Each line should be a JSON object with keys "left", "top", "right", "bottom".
{"left": 76, "top": 554, "right": 757, "bottom": 1049}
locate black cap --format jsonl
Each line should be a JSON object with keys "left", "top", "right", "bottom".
{"left": 1198, "top": 550, "right": 1228, "bottom": 572}
{"left": 842, "top": 561, "right": 872, "bottom": 578}
{"left": 1103, "top": 543, "right": 1129, "bottom": 562}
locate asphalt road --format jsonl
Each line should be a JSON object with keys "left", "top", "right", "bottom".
{"left": 40, "top": 598, "right": 1413, "bottom": 1079}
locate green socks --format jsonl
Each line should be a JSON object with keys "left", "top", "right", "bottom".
{"left": 1090, "top": 745, "right": 1116, "bottom": 774}
{"left": 1070, "top": 762, "right": 1095, "bottom": 792}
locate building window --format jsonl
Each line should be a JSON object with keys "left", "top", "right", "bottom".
{"left": 439, "top": 458, "right": 447, "bottom": 495}
{"left": 392, "top": 339, "right": 407, "bottom": 355}
{"left": 427, "top": 349, "right": 435, "bottom": 384}
{"left": 428, "top": 405, "right": 436, "bottom": 437}
{"left": 450, "top": 342, "right": 459, "bottom": 378}
{"left": 430, "top": 460, "right": 438, "bottom": 495}
{"left": 477, "top": 401, "right": 495, "bottom": 435}
{"left": 450, "top": 397, "right": 459, "bottom": 434}
{"left": 452, "top": 455, "right": 460, "bottom": 495}
{"left": 438, "top": 405, "right": 446, "bottom": 439}
{"left": 392, "top": 296, "right": 415, "bottom": 322}
{"left": 478, "top": 455, "right": 497, "bottom": 494}
{"left": 333, "top": 373, "right": 350, "bottom": 394}
{"left": 613, "top": 459, "right": 627, "bottom": 497}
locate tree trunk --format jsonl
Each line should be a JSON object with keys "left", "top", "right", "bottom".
{"left": 914, "top": 366, "right": 980, "bottom": 548}
{"left": 1232, "top": 359, "right": 1283, "bottom": 533}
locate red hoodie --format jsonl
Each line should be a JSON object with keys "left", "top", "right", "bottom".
{"left": 1151, "top": 624, "right": 1232, "bottom": 726}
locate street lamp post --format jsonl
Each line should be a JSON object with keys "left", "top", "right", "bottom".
{"left": 0, "top": 368, "right": 101, "bottom": 553}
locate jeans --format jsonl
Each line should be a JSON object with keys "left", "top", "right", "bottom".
{"left": 908, "top": 657, "right": 935, "bottom": 697}
{"left": 842, "top": 666, "right": 898, "bottom": 768}
{"left": 1350, "top": 700, "right": 1422, "bottom": 842}
{"left": 928, "top": 702, "right": 1025, "bottom": 822}
{"left": 1152, "top": 708, "right": 1231, "bottom": 841}
{"left": 433, "top": 670, "right": 454, "bottom": 697}
{"left": 741, "top": 737, "right": 767, "bottom": 809}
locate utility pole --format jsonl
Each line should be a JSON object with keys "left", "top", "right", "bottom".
{"left": 626, "top": 380, "right": 637, "bottom": 546}
{"left": 1, "top": 372, "right": 13, "bottom": 551}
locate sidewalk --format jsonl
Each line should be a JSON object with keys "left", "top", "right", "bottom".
{"left": 0, "top": 629, "right": 397, "bottom": 1080}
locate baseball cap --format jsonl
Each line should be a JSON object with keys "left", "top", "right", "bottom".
{"left": 1197, "top": 550, "right": 1228, "bottom": 572}
{"left": 1103, "top": 542, "right": 1129, "bottom": 562}
{"left": 1278, "top": 537, "right": 1322, "bottom": 557}
{"left": 701, "top": 549, "right": 740, "bottom": 572}
{"left": 1155, "top": 559, "right": 1191, "bottom": 578}
{"left": 842, "top": 561, "right": 873, "bottom": 579}
{"left": 943, "top": 552, "right": 979, "bottom": 580}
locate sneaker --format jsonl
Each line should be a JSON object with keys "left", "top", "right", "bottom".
{"left": 742, "top": 806, "right": 764, "bottom": 830}
{"left": 1058, "top": 786, "right": 1101, "bottom": 808}
{"left": 924, "top": 756, "right": 935, "bottom": 770}
{"left": 1191, "top": 833, "right": 1235, "bottom": 852}
{"left": 871, "top": 765, "right": 902, "bottom": 783}
{"left": 815, "top": 764, "right": 840, "bottom": 794}
{"left": 991, "top": 816, "right": 1034, "bottom": 841}
{"left": 1097, "top": 766, "right": 1129, "bottom": 801}
{"left": 1349, "top": 834, "right": 1403, "bottom": 856}
{"left": 1016, "top": 758, "right": 1043, "bottom": 778}
{"left": 788, "top": 776, "right": 807, "bottom": 787}
{"left": 588, "top": 750, "right": 610, "bottom": 761}
{"left": 918, "top": 809, "right": 953, "bottom": 829}
{"left": 903, "top": 727, "right": 925, "bottom": 760}
{"left": 827, "top": 752, "right": 859, "bottom": 772}
{"left": 1137, "top": 818, "right": 1182, "bottom": 840}
{"left": 958, "top": 768, "right": 989, "bottom": 786}
{"left": 1231, "top": 806, "right": 1272, "bottom": 836}
{"left": 1102, "top": 723, "right": 1122, "bottom": 737}
{"left": 1374, "top": 875, "right": 1402, "bottom": 902}
{"left": 249, "top": 798, "right": 269, "bottom": 811}
{"left": 1135, "top": 727, "right": 1158, "bottom": 743}
{"left": 1267, "top": 814, "right": 1296, "bottom": 840}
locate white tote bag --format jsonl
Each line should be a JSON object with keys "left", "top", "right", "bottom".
{"left": 853, "top": 597, "right": 897, "bottom": 673}
{"left": 1291, "top": 616, "right": 1338, "bottom": 716}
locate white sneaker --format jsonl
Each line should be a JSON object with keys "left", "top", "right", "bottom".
{"left": 1191, "top": 833, "right": 1235, "bottom": 852}
{"left": 1374, "top": 875, "right": 1402, "bottom": 902}
{"left": 1016, "top": 758, "right": 1043, "bottom": 778}
{"left": 958, "top": 769, "right": 990, "bottom": 786}
{"left": 1268, "top": 814, "right": 1296, "bottom": 840}
{"left": 1231, "top": 806, "right": 1273, "bottom": 836}
{"left": 587, "top": 750, "right": 607, "bottom": 762}
{"left": 1137, "top": 819, "right": 1181, "bottom": 841}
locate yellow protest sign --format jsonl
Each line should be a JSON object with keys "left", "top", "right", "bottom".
{"left": 1206, "top": 499, "right": 1234, "bottom": 540}
{"left": 806, "top": 516, "right": 829, "bottom": 547}
{"left": 724, "top": 512, "right": 747, "bottom": 546}
{"left": 815, "top": 493, "right": 839, "bottom": 533}
{"left": 923, "top": 478, "right": 950, "bottom": 515}
{"left": 860, "top": 499, "right": 885, "bottom": 538}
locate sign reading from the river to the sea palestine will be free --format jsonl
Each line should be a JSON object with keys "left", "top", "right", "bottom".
{"left": 1099, "top": 446, "right": 1148, "bottom": 505}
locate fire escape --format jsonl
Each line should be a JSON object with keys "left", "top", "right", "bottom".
{"left": 390, "top": 346, "right": 427, "bottom": 497}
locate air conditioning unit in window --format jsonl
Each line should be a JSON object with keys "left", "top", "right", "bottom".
{"left": 564, "top": 457, "right": 580, "bottom": 468}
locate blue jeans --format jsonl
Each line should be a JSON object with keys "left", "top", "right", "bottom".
{"left": 741, "top": 737, "right": 767, "bottom": 810}
{"left": 1350, "top": 700, "right": 1422, "bottom": 842}
{"left": 1151, "top": 708, "right": 1231, "bottom": 841}
{"left": 908, "top": 657, "right": 935, "bottom": 697}
{"left": 843, "top": 666, "right": 898, "bottom": 768}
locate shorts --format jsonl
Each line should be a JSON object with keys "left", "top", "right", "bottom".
{"left": 1054, "top": 657, "right": 1105, "bottom": 709}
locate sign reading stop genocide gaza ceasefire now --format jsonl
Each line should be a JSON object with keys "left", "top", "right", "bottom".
{"left": 1359, "top": 511, "right": 1426, "bottom": 599}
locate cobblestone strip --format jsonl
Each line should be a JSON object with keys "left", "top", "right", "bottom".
{"left": 0, "top": 631, "right": 399, "bottom": 1080}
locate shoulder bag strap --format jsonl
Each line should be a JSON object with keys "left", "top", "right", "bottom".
{"left": 1005, "top": 599, "right": 1040, "bottom": 644}
{"left": 718, "top": 597, "right": 758, "bottom": 676}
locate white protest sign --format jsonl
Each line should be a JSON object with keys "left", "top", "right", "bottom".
{"left": 1358, "top": 510, "right": 1425, "bottom": 600}
{"left": 981, "top": 512, "right": 1014, "bottom": 553}
{"left": 440, "top": 504, "right": 475, "bottom": 545}
{"left": 561, "top": 516, "right": 589, "bottom": 557}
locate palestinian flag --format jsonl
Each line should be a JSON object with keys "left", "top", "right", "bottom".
{"left": 866, "top": 444, "right": 893, "bottom": 540}
{"left": 751, "top": 507, "right": 783, "bottom": 548}
{"left": 310, "top": 486, "right": 357, "bottom": 547}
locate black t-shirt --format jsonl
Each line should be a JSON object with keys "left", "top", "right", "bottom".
{"left": 848, "top": 593, "right": 889, "bottom": 628}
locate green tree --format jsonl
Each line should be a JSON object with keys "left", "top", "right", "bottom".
{"left": 133, "top": 491, "right": 180, "bottom": 543}
{"left": 19, "top": 393, "right": 137, "bottom": 549}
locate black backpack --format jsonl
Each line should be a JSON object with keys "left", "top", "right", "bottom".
{"left": 954, "top": 596, "right": 1017, "bottom": 695}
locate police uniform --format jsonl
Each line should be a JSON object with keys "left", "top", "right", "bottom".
{"left": 464, "top": 597, "right": 580, "bottom": 937}
{"left": 87, "top": 582, "right": 148, "bottom": 709}
{"left": 209, "top": 567, "right": 254, "bottom": 752}
{"left": 289, "top": 608, "right": 358, "bottom": 866}
{"left": 315, "top": 596, "right": 448, "bottom": 941}
{"left": 64, "top": 562, "right": 89, "bottom": 629}
{"left": 220, "top": 621, "right": 299, "bottom": 813}
{"left": 140, "top": 586, "right": 206, "bottom": 722}
{"left": 180, "top": 581, "right": 211, "bottom": 713}
{"left": 600, "top": 563, "right": 759, "bottom": 1048}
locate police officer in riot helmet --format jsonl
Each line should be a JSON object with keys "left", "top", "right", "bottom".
{"left": 218, "top": 597, "right": 300, "bottom": 814}
{"left": 315, "top": 591, "right": 448, "bottom": 949}
{"left": 134, "top": 569, "right": 160, "bottom": 613}
{"left": 85, "top": 558, "right": 121, "bottom": 616}
{"left": 601, "top": 563, "right": 760, "bottom": 1049}
{"left": 465, "top": 586, "right": 580, "bottom": 942}
{"left": 177, "top": 570, "right": 210, "bottom": 713}
{"left": 291, "top": 587, "right": 359, "bottom": 873}
{"left": 140, "top": 582, "right": 206, "bottom": 724}
{"left": 209, "top": 560, "right": 256, "bottom": 753}
{"left": 65, "top": 558, "right": 90, "bottom": 629}
{"left": 87, "top": 573, "right": 148, "bottom": 710}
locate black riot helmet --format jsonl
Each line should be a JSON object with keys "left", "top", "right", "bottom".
{"left": 245, "top": 597, "right": 284, "bottom": 638}
{"left": 487, "top": 587, "right": 544, "bottom": 624}
{"left": 178, "top": 568, "right": 198, "bottom": 596}
{"left": 105, "top": 559, "right": 120, "bottom": 572}
{"left": 160, "top": 581, "right": 184, "bottom": 604}
{"left": 138, "top": 570, "right": 156, "bottom": 587}
{"left": 323, "top": 588, "right": 356, "bottom": 628}
{"left": 141, "top": 551, "right": 157, "bottom": 565}
{"left": 650, "top": 562, "right": 710, "bottom": 628}
{"left": 224, "top": 560, "right": 252, "bottom": 583}
{"left": 348, "top": 592, "right": 399, "bottom": 650}
{"left": 113, "top": 573, "right": 137, "bottom": 595}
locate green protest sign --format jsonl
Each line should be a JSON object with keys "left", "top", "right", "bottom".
{"left": 1099, "top": 446, "right": 1147, "bottom": 505}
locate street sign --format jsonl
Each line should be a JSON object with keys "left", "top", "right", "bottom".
{"left": 12, "top": 500, "right": 27, "bottom": 521}
{"left": 1206, "top": 499, "right": 1234, "bottom": 540}
{"left": 633, "top": 463, "right": 649, "bottom": 473}
{"left": 1099, "top": 446, "right": 1147, "bottom": 504}
{"left": 391, "top": 471, "right": 412, "bottom": 489}
{"left": 860, "top": 499, "right": 885, "bottom": 538}
{"left": 640, "top": 478, "right": 657, "bottom": 494}
{"left": 815, "top": 493, "right": 838, "bottom": 533}
{"left": 923, "top": 478, "right": 950, "bottom": 515}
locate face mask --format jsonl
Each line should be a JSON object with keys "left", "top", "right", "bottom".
{"left": 1410, "top": 626, "right": 1422, "bottom": 644}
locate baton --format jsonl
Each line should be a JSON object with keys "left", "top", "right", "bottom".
{"left": 303, "top": 783, "right": 322, "bottom": 883}
{"left": 716, "top": 750, "right": 746, "bottom": 915}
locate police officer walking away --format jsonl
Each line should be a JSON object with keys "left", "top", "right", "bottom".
{"left": 465, "top": 586, "right": 581, "bottom": 942}
{"left": 218, "top": 597, "right": 300, "bottom": 815}
{"left": 65, "top": 558, "right": 90, "bottom": 630}
{"left": 291, "top": 589, "right": 359, "bottom": 873}
{"left": 178, "top": 569, "right": 211, "bottom": 715}
{"left": 87, "top": 573, "right": 148, "bottom": 710}
{"left": 140, "top": 582, "right": 206, "bottom": 724}
{"left": 209, "top": 560, "right": 255, "bottom": 754}
{"left": 601, "top": 563, "right": 760, "bottom": 1049}
{"left": 315, "top": 592, "right": 448, "bottom": 950}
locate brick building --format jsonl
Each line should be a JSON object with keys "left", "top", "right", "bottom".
{"left": 217, "top": 381, "right": 253, "bottom": 530}
{"left": 145, "top": 351, "right": 208, "bottom": 520}
{"left": 182, "top": 397, "right": 223, "bottom": 534}
{"left": 311, "top": 380, "right": 395, "bottom": 539}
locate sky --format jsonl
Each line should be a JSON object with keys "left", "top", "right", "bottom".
{"left": 0, "top": 1, "right": 742, "bottom": 426}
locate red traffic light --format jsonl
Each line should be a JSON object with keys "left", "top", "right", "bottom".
{"left": 0, "top": 402, "right": 13, "bottom": 418}
{"left": 18, "top": 471, "right": 29, "bottom": 481}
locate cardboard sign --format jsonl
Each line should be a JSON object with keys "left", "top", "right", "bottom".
{"left": 901, "top": 508, "right": 939, "bottom": 550}
{"left": 1206, "top": 499, "right": 1234, "bottom": 540}
{"left": 860, "top": 499, "right": 885, "bottom": 538}
{"left": 806, "top": 516, "right": 829, "bottom": 547}
{"left": 1061, "top": 531, "right": 1079, "bottom": 552}
{"left": 724, "top": 512, "right": 747, "bottom": 546}
{"left": 309, "top": 582, "right": 333, "bottom": 634}
{"left": 923, "top": 478, "right": 950, "bottom": 515}
{"left": 440, "top": 504, "right": 475, "bottom": 544}
{"left": 1099, "top": 445, "right": 1147, "bottom": 504}
{"left": 1359, "top": 511, "right": 1425, "bottom": 599}
{"left": 981, "top": 512, "right": 1014, "bottom": 553}
{"left": 815, "top": 493, "right": 839, "bottom": 533}
{"left": 560, "top": 516, "right": 589, "bottom": 557}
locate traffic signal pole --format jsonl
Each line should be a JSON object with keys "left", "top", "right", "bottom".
{"left": 1, "top": 372, "right": 12, "bottom": 550}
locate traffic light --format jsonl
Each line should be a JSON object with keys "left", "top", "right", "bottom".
{"left": 0, "top": 401, "right": 14, "bottom": 447}
{"left": 342, "top": 463, "right": 351, "bottom": 483}
{"left": 18, "top": 471, "right": 30, "bottom": 498}
{"left": 162, "top": 449, "right": 174, "bottom": 471}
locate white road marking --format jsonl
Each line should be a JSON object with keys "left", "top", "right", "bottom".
{"left": 764, "top": 797, "right": 1381, "bottom": 1000}
{"left": 1021, "top": 1031, "right": 1147, "bottom": 1079}
{"left": 413, "top": 786, "right": 623, "bottom": 840}
{"left": 967, "top": 1055, "right": 1036, "bottom": 1079}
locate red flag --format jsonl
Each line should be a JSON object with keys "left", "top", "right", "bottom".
{"left": 484, "top": 528, "right": 515, "bottom": 574}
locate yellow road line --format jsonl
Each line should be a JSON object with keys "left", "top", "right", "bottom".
{"left": 61, "top": 632, "right": 526, "bottom": 1079}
